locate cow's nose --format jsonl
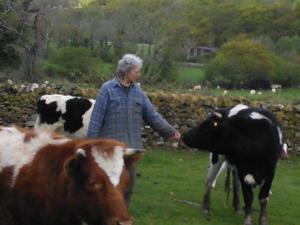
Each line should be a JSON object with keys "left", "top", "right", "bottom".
{"left": 117, "top": 220, "right": 132, "bottom": 225}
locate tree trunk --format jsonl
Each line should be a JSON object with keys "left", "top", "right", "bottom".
{"left": 24, "top": 13, "right": 46, "bottom": 81}
{"left": 24, "top": 45, "right": 36, "bottom": 81}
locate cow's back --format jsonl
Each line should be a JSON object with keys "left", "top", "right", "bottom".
{"left": 35, "top": 94, "right": 95, "bottom": 138}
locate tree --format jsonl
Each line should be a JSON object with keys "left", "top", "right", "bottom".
{"left": 205, "top": 37, "right": 275, "bottom": 89}
{"left": 0, "top": 0, "right": 24, "bottom": 69}
{"left": 275, "top": 36, "right": 300, "bottom": 53}
{"left": 20, "top": 0, "right": 79, "bottom": 81}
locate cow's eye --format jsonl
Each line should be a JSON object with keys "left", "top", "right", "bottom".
{"left": 213, "top": 122, "right": 218, "bottom": 127}
{"left": 93, "top": 183, "right": 102, "bottom": 190}
{"left": 89, "top": 181, "right": 102, "bottom": 191}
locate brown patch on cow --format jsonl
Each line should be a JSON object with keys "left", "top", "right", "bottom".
{"left": 0, "top": 166, "right": 15, "bottom": 225}
{"left": 124, "top": 153, "right": 142, "bottom": 169}
{"left": 0, "top": 166, "right": 14, "bottom": 187}
{"left": 24, "top": 130, "right": 38, "bottom": 142}
{"left": 51, "top": 132, "right": 65, "bottom": 140}
{"left": 11, "top": 139, "right": 132, "bottom": 225}
{"left": 117, "top": 169, "right": 130, "bottom": 194}
{"left": 15, "top": 126, "right": 38, "bottom": 142}
{"left": 15, "top": 126, "right": 30, "bottom": 133}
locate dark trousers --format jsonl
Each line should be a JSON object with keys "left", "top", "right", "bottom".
{"left": 124, "top": 164, "right": 137, "bottom": 208}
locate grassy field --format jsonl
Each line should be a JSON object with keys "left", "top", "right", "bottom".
{"left": 176, "top": 66, "right": 205, "bottom": 84}
{"left": 130, "top": 149, "right": 300, "bottom": 225}
{"left": 152, "top": 65, "right": 300, "bottom": 104}
{"left": 194, "top": 88, "right": 300, "bottom": 104}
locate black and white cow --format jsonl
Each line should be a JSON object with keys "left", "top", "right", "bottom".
{"left": 182, "top": 104, "right": 284, "bottom": 225}
{"left": 35, "top": 94, "right": 95, "bottom": 137}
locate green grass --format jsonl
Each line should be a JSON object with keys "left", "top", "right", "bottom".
{"left": 176, "top": 66, "right": 205, "bottom": 83}
{"left": 197, "top": 88, "right": 300, "bottom": 104}
{"left": 130, "top": 149, "right": 300, "bottom": 225}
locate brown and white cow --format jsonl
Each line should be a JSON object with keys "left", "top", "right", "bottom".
{"left": 0, "top": 126, "right": 142, "bottom": 225}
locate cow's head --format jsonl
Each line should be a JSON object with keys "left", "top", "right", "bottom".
{"left": 182, "top": 109, "right": 228, "bottom": 153}
{"left": 64, "top": 139, "right": 142, "bottom": 225}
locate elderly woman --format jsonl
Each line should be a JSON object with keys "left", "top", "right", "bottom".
{"left": 87, "top": 54, "right": 180, "bottom": 206}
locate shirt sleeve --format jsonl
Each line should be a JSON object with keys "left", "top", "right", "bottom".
{"left": 141, "top": 91, "right": 176, "bottom": 139}
{"left": 87, "top": 86, "right": 108, "bottom": 138}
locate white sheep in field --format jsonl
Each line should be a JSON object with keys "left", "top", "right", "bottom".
{"left": 271, "top": 84, "right": 282, "bottom": 94}
{"left": 250, "top": 90, "right": 256, "bottom": 95}
{"left": 193, "top": 85, "right": 202, "bottom": 91}
{"left": 271, "top": 84, "right": 282, "bottom": 89}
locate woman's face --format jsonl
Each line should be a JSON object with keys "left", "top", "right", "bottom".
{"left": 125, "top": 66, "right": 141, "bottom": 84}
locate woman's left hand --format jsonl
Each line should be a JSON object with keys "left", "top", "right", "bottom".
{"left": 173, "top": 131, "right": 181, "bottom": 140}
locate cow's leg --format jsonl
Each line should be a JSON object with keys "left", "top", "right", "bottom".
{"left": 232, "top": 169, "right": 241, "bottom": 212}
{"left": 203, "top": 154, "right": 226, "bottom": 213}
{"left": 258, "top": 177, "right": 273, "bottom": 225}
{"left": 240, "top": 180, "right": 254, "bottom": 225}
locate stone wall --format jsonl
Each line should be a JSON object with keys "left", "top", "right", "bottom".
{"left": 0, "top": 84, "right": 299, "bottom": 154}
{"left": 146, "top": 91, "right": 300, "bottom": 153}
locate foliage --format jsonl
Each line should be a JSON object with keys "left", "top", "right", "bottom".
{"left": 98, "top": 42, "right": 115, "bottom": 62}
{"left": 205, "top": 37, "right": 275, "bottom": 89}
{"left": 142, "top": 48, "right": 178, "bottom": 83}
{"left": 272, "top": 36, "right": 300, "bottom": 87}
{"left": 275, "top": 36, "right": 300, "bottom": 53}
{"left": 271, "top": 53, "right": 300, "bottom": 87}
{"left": 4, "top": 0, "right": 300, "bottom": 83}
{"left": 0, "top": 0, "right": 23, "bottom": 68}
{"left": 42, "top": 47, "right": 102, "bottom": 80}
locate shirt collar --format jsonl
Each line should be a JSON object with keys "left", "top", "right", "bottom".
{"left": 112, "top": 78, "right": 122, "bottom": 88}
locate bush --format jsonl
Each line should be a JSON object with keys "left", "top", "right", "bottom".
{"left": 275, "top": 36, "right": 300, "bottom": 53}
{"left": 142, "top": 48, "right": 178, "bottom": 83}
{"left": 271, "top": 54, "right": 300, "bottom": 87}
{"left": 42, "top": 47, "right": 102, "bottom": 80}
{"left": 97, "top": 42, "right": 115, "bottom": 63}
{"left": 205, "top": 38, "right": 275, "bottom": 89}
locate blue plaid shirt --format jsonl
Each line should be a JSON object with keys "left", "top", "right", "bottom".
{"left": 87, "top": 78, "right": 176, "bottom": 149}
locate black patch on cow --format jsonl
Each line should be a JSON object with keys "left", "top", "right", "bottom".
{"left": 62, "top": 98, "right": 92, "bottom": 133}
{"left": 211, "top": 154, "right": 219, "bottom": 164}
{"left": 37, "top": 99, "right": 61, "bottom": 124}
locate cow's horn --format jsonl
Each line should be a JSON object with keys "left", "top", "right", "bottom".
{"left": 124, "top": 148, "right": 145, "bottom": 156}
{"left": 213, "top": 112, "right": 222, "bottom": 118}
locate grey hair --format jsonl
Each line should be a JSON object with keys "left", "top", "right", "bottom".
{"left": 116, "top": 54, "right": 143, "bottom": 78}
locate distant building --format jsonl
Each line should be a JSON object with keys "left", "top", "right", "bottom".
{"left": 187, "top": 46, "right": 218, "bottom": 60}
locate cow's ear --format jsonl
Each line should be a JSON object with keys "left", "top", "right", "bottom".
{"left": 65, "top": 148, "right": 87, "bottom": 184}
{"left": 124, "top": 148, "right": 144, "bottom": 169}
